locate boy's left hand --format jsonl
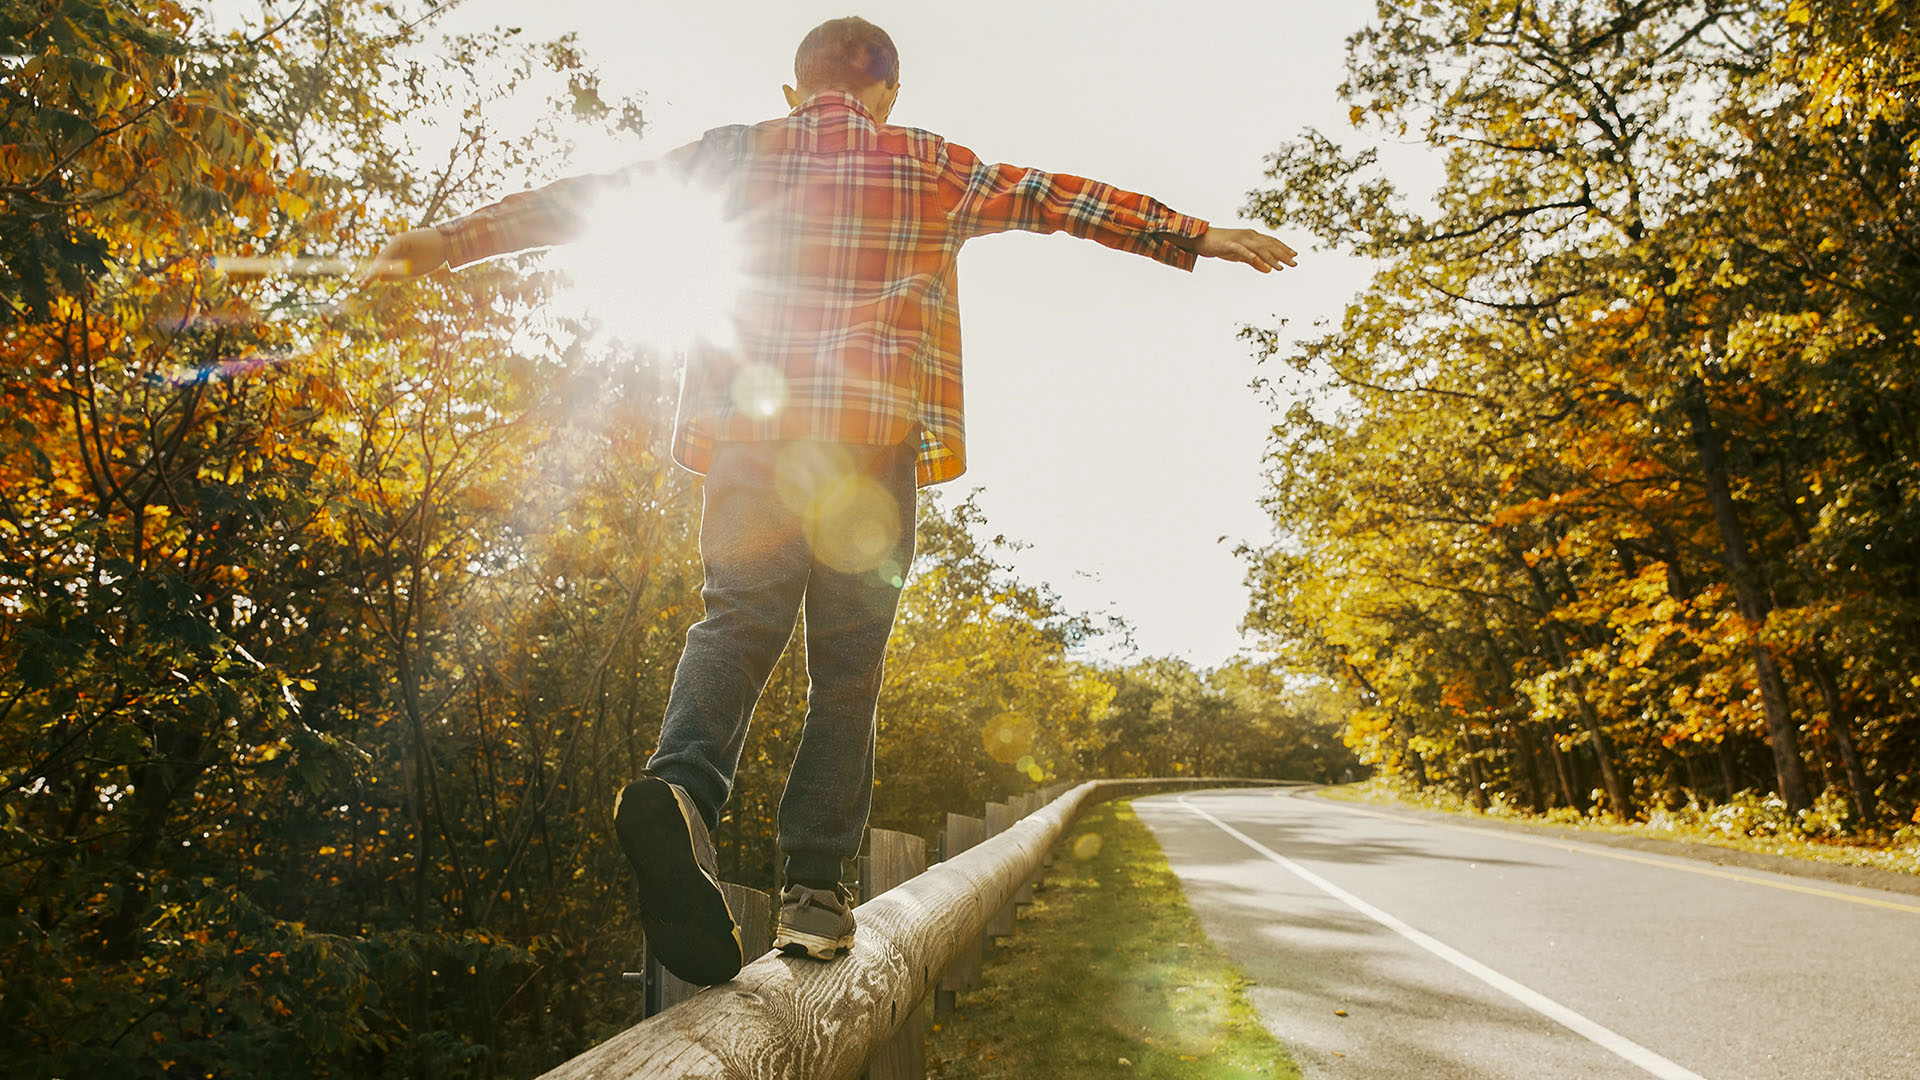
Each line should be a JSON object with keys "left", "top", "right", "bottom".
{"left": 360, "top": 227, "right": 448, "bottom": 282}
{"left": 1175, "top": 227, "right": 1298, "bottom": 273}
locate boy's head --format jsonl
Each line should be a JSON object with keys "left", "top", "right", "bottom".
{"left": 783, "top": 16, "right": 899, "bottom": 122}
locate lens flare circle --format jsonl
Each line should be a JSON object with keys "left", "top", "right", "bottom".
{"left": 983, "top": 712, "right": 1035, "bottom": 764}
{"left": 771, "top": 444, "right": 906, "bottom": 579}
{"left": 805, "top": 476, "right": 901, "bottom": 576}
{"left": 731, "top": 362, "right": 788, "bottom": 419}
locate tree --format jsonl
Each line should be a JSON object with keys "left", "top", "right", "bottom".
{"left": 1241, "top": 0, "right": 1918, "bottom": 827}
{"left": 3, "top": 1, "right": 687, "bottom": 1074}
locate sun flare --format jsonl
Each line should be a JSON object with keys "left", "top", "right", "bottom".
{"left": 548, "top": 175, "right": 748, "bottom": 354}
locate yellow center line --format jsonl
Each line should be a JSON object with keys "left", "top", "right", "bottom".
{"left": 1274, "top": 790, "right": 1920, "bottom": 916}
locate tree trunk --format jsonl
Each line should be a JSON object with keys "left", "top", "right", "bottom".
{"left": 1827, "top": 718, "right": 1873, "bottom": 826}
{"left": 1564, "top": 679, "right": 1632, "bottom": 818}
{"left": 102, "top": 728, "right": 210, "bottom": 960}
{"left": 1501, "top": 551, "right": 1628, "bottom": 815}
{"left": 399, "top": 649, "right": 436, "bottom": 1080}
{"left": 1536, "top": 626, "right": 1633, "bottom": 817}
{"left": 1806, "top": 646, "right": 1877, "bottom": 825}
{"left": 1682, "top": 385, "right": 1811, "bottom": 812}
{"left": 1532, "top": 730, "right": 1560, "bottom": 809}
{"left": 1403, "top": 723, "right": 1430, "bottom": 789}
{"left": 1546, "top": 723, "right": 1583, "bottom": 811}
{"left": 1461, "top": 727, "right": 1488, "bottom": 810}
{"left": 1510, "top": 725, "right": 1545, "bottom": 810}
{"left": 1343, "top": 658, "right": 1428, "bottom": 788}
{"left": 1479, "top": 636, "right": 1541, "bottom": 810}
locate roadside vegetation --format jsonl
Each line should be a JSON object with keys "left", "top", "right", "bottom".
{"left": 1241, "top": 1, "right": 1920, "bottom": 842}
{"left": 927, "top": 800, "right": 1299, "bottom": 1080}
{"left": 1319, "top": 778, "right": 1920, "bottom": 879}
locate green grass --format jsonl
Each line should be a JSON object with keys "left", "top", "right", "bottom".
{"left": 1317, "top": 777, "right": 1920, "bottom": 877}
{"left": 926, "top": 800, "right": 1300, "bottom": 1080}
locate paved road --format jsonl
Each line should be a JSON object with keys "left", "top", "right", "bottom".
{"left": 1133, "top": 787, "right": 1920, "bottom": 1080}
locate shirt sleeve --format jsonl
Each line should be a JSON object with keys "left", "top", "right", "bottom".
{"left": 936, "top": 140, "right": 1210, "bottom": 271}
{"left": 435, "top": 172, "right": 607, "bottom": 269}
{"left": 434, "top": 132, "right": 735, "bottom": 269}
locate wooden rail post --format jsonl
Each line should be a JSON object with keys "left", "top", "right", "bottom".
{"left": 934, "top": 813, "right": 985, "bottom": 1019}
{"left": 1037, "top": 790, "right": 1058, "bottom": 872}
{"left": 860, "top": 830, "right": 928, "bottom": 1080}
{"left": 645, "top": 884, "right": 773, "bottom": 1016}
{"left": 1012, "top": 794, "right": 1042, "bottom": 905}
{"left": 981, "top": 801, "right": 1016, "bottom": 941}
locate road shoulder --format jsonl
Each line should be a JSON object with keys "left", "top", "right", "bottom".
{"left": 925, "top": 797, "right": 1301, "bottom": 1079}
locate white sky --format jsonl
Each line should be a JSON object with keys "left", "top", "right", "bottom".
{"left": 425, "top": 0, "right": 1415, "bottom": 668}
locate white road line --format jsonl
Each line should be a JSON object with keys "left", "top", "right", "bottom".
{"left": 1175, "top": 793, "right": 1710, "bottom": 1080}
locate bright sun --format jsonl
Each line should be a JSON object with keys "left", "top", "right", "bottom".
{"left": 547, "top": 174, "right": 749, "bottom": 354}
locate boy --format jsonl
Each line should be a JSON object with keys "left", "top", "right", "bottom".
{"left": 368, "top": 16, "right": 1295, "bottom": 986}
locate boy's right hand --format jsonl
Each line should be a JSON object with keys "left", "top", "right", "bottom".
{"left": 360, "top": 227, "right": 448, "bottom": 282}
{"left": 1181, "top": 227, "right": 1297, "bottom": 273}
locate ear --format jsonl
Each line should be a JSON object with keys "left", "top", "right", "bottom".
{"left": 783, "top": 84, "right": 803, "bottom": 110}
{"left": 877, "top": 83, "right": 900, "bottom": 122}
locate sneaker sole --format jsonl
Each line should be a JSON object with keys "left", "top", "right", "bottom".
{"left": 773, "top": 927, "right": 855, "bottom": 961}
{"left": 614, "top": 779, "right": 742, "bottom": 985}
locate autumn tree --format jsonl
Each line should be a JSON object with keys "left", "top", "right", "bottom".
{"left": 1243, "top": 0, "right": 1917, "bottom": 827}
{"left": 2, "top": 1, "right": 690, "bottom": 1074}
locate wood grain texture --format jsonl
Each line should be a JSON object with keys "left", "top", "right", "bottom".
{"left": 860, "top": 830, "right": 929, "bottom": 1080}
{"left": 537, "top": 779, "right": 1278, "bottom": 1080}
{"left": 862, "top": 830, "right": 926, "bottom": 901}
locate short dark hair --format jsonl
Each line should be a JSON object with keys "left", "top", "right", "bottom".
{"left": 794, "top": 16, "right": 899, "bottom": 90}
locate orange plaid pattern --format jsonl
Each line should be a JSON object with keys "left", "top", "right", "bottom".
{"left": 438, "top": 90, "right": 1209, "bottom": 486}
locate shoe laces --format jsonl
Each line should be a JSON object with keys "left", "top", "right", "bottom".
{"left": 786, "top": 883, "right": 852, "bottom": 911}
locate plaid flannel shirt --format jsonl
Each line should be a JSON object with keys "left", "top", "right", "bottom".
{"left": 437, "top": 90, "right": 1209, "bottom": 486}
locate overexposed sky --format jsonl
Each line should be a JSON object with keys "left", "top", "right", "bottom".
{"left": 427, "top": 0, "right": 1410, "bottom": 668}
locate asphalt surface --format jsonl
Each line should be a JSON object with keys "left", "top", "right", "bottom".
{"left": 1132, "top": 787, "right": 1920, "bottom": 1080}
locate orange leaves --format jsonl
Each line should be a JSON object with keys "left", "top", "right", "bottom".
{"left": 1438, "top": 676, "right": 1482, "bottom": 713}
{"left": 274, "top": 188, "right": 312, "bottom": 223}
{"left": 1489, "top": 486, "right": 1591, "bottom": 530}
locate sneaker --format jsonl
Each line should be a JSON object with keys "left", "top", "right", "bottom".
{"left": 613, "top": 773, "right": 742, "bottom": 985}
{"left": 773, "top": 882, "right": 857, "bottom": 960}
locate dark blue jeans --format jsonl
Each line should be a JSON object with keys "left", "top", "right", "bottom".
{"left": 646, "top": 439, "right": 917, "bottom": 886}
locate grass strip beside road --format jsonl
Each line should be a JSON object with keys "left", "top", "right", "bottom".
{"left": 1315, "top": 779, "right": 1920, "bottom": 892}
{"left": 926, "top": 799, "right": 1299, "bottom": 1080}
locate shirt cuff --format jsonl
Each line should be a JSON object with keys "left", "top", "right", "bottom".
{"left": 1152, "top": 211, "right": 1210, "bottom": 272}
{"left": 435, "top": 218, "right": 491, "bottom": 270}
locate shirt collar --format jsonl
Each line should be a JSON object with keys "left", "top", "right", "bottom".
{"left": 792, "top": 88, "right": 877, "bottom": 123}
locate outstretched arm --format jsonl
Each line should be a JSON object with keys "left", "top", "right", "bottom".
{"left": 940, "top": 143, "right": 1208, "bottom": 268}
{"left": 358, "top": 171, "right": 606, "bottom": 283}
{"left": 939, "top": 142, "right": 1296, "bottom": 274}
{"left": 360, "top": 129, "right": 733, "bottom": 283}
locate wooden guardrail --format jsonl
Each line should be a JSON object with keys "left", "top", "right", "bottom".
{"left": 542, "top": 777, "right": 1281, "bottom": 1080}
